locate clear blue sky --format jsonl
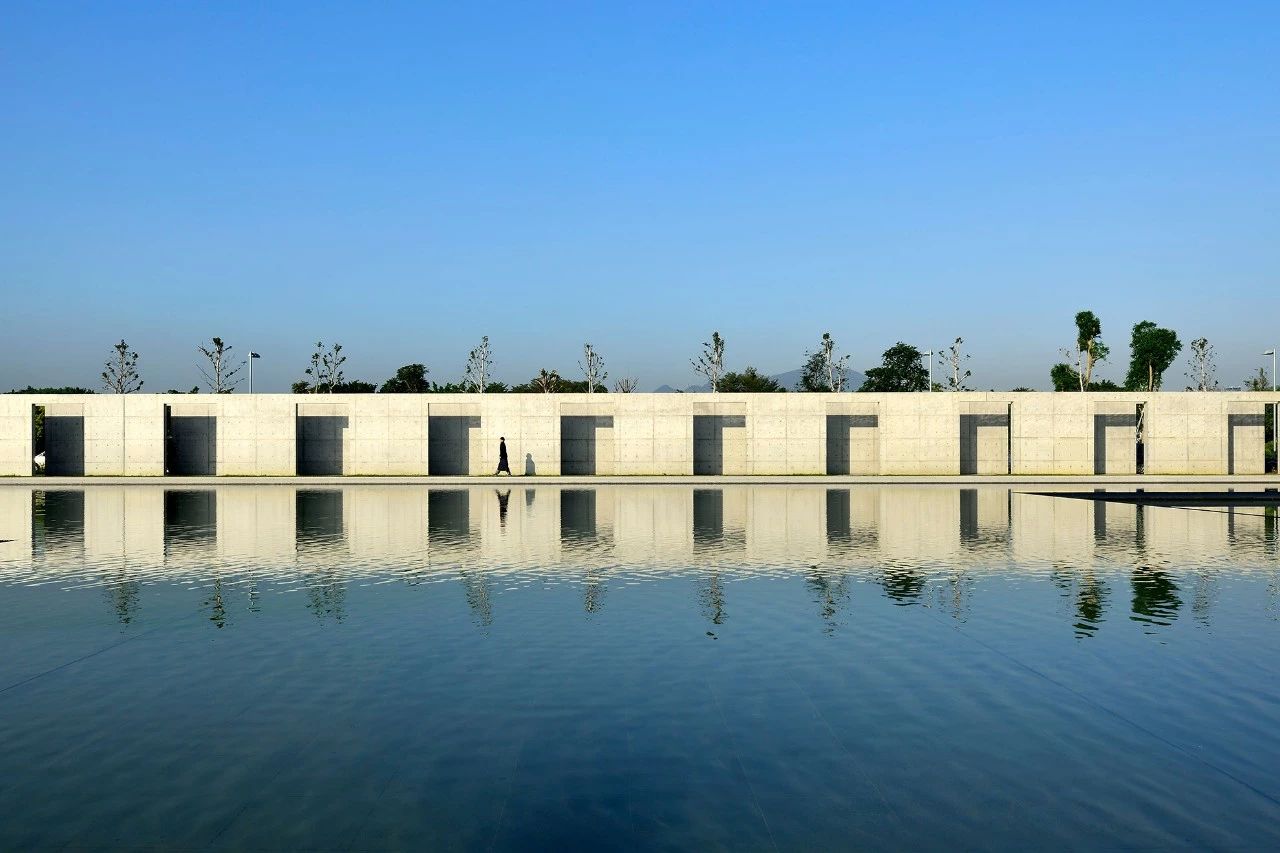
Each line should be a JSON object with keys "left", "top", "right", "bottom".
{"left": 2, "top": 1, "right": 1277, "bottom": 391}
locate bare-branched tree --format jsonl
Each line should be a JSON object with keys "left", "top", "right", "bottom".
{"left": 614, "top": 377, "right": 639, "bottom": 393}
{"left": 464, "top": 336, "right": 493, "bottom": 393}
{"left": 1184, "top": 337, "right": 1219, "bottom": 391}
{"left": 940, "top": 337, "right": 972, "bottom": 391}
{"left": 304, "top": 341, "right": 346, "bottom": 393}
{"left": 821, "top": 332, "right": 851, "bottom": 391}
{"left": 197, "top": 337, "right": 245, "bottom": 393}
{"left": 102, "top": 340, "right": 144, "bottom": 393}
{"left": 579, "top": 343, "right": 607, "bottom": 394}
{"left": 692, "top": 331, "right": 725, "bottom": 392}
{"left": 533, "top": 368, "right": 561, "bottom": 393}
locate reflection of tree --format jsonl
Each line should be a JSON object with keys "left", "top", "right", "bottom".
{"left": 880, "top": 567, "right": 925, "bottom": 605}
{"left": 700, "top": 574, "right": 726, "bottom": 625}
{"left": 806, "top": 569, "right": 851, "bottom": 632}
{"left": 1130, "top": 566, "right": 1180, "bottom": 627}
{"left": 1074, "top": 574, "right": 1108, "bottom": 638}
{"left": 461, "top": 570, "right": 493, "bottom": 627}
{"left": 306, "top": 570, "right": 347, "bottom": 622}
{"left": 103, "top": 572, "right": 141, "bottom": 625}
{"left": 933, "top": 571, "right": 974, "bottom": 621}
{"left": 1191, "top": 572, "right": 1216, "bottom": 627}
{"left": 583, "top": 568, "right": 606, "bottom": 614}
{"left": 204, "top": 577, "right": 227, "bottom": 628}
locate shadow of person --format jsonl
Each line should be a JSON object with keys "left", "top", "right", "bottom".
{"left": 525, "top": 453, "right": 536, "bottom": 475}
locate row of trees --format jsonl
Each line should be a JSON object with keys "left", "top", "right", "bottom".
{"left": 1048, "top": 310, "right": 1267, "bottom": 392}
{"left": 18, "top": 327, "right": 1274, "bottom": 395}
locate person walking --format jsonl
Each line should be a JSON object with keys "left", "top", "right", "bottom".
{"left": 495, "top": 436, "right": 512, "bottom": 475}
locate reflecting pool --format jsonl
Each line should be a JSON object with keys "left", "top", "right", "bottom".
{"left": 2, "top": 484, "right": 1279, "bottom": 850}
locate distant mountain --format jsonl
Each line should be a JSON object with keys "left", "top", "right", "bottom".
{"left": 652, "top": 368, "right": 866, "bottom": 393}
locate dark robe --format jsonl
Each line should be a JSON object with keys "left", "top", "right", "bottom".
{"left": 497, "top": 440, "right": 511, "bottom": 473}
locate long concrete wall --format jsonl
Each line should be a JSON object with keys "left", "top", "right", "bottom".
{"left": 2, "top": 392, "right": 1276, "bottom": 477}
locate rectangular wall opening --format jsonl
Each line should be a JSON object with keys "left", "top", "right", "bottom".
{"left": 1228, "top": 411, "right": 1267, "bottom": 475}
{"left": 297, "top": 415, "right": 348, "bottom": 476}
{"left": 428, "top": 416, "right": 480, "bottom": 476}
{"left": 1093, "top": 411, "right": 1138, "bottom": 475}
{"left": 959, "top": 408, "right": 1011, "bottom": 475}
{"left": 166, "top": 412, "right": 217, "bottom": 476}
{"left": 44, "top": 413, "right": 85, "bottom": 476}
{"left": 1268, "top": 403, "right": 1277, "bottom": 474}
{"left": 31, "top": 405, "right": 45, "bottom": 475}
{"left": 693, "top": 415, "right": 746, "bottom": 475}
{"left": 825, "top": 414, "right": 878, "bottom": 475}
{"left": 560, "top": 415, "right": 614, "bottom": 475}
{"left": 1135, "top": 403, "right": 1146, "bottom": 475}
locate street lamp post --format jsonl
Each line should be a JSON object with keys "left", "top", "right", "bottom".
{"left": 1265, "top": 349, "right": 1276, "bottom": 393}
{"left": 249, "top": 352, "right": 261, "bottom": 393}
{"left": 922, "top": 350, "right": 933, "bottom": 391}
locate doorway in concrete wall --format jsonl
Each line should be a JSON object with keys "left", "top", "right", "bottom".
{"left": 560, "top": 416, "right": 615, "bottom": 475}
{"left": 41, "top": 409, "right": 86, "bottom": 476}
{"left": 165, "top": 407, "right": 217, "bottom": 476}
{"left": 31, "top": 405, "right": 44, "bottom": 475}
{"left": 825, "top": 414, "right": 878, "bottom": 475}
{"left": 1135, "top": 403, "right": 1146, "bottom": 475}
{"left": 693, "top": 415, "right": 746, "bottom": 475}
{"left": 959, "top": 406, "right": 1011, "bottom": 475}
{"left": 1268, "top": 403, "right": 1277, "bottom": 474}
{"left": 296, "top": 415, "right": 348, "bottom": 476}
{"left": 428, "top": 416, "right": 480, "bottom": 475}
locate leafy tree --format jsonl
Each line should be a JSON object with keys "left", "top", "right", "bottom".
{"left": 579, "top": 343, "right": 606, "bottom": 394}
{"left": 1124, "top": 321, "right": 1182, "bottom": 391}
{"left": 940, "top": 336, "right": 972, "bottom": 391}
{"left": 1184, "top": 338, "right": 1218, "bottom": 391}
{"left": 800, "top": 332, "right": 850, "bottom": 391}
{"left": 692, "top": 331, "right": 725, "bottom": 392}
{"left": 511, "top": 369, "right": 563, "bottom": 393}
{"left": 464, "top": 336, "right": 493, "bottom": 393}
{"left": 166, "top": 386, "right": 199, "bottom": 394}
{"left": 197, "top": 337, "right": 245, "bottom": 393}
{"left": 332, "top": 380, "right": 377, "bottom": 393}
{"left": 1073, "top": 311, "right": 1109, "bottom": 390}
{"left": 303, "top": 342, "right": 346, "bottom": 393}
{"left": 1243, "top": 368, "right": 1271, "bottom": 391}
{"left": 718, "top": 367, "right": 784, "bottom": 392}
{"left": 380, "top": 363, "right": 430, "bottom": 393}
{"left": 102, "top": 340, "right": 143, "bottom": 393}
{"left": 859, "top": 343, "right": 928, "bottom": 392}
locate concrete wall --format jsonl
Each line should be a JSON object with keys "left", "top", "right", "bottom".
{"left": 1, "top": 391, "right": 1276, "bottom": 477}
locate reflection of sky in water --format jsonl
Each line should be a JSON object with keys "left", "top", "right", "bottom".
{"left": 1, "top": 485, "right": 1279, "bottom": 850}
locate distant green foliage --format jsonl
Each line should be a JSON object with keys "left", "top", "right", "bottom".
{"left": 1051, "top": 363, "right": 1121, "bottom": 392}
{"left": 860, "top": 343, "right": 928, "bottom": 392}
{"left": 379, "top": 364, "right": 430, "bottom": 393}
{"left": 718, "top": 367, "right": 784, "bottom": 392}
{"left": 8, "top": 386, "right": 94, "bottom": 394}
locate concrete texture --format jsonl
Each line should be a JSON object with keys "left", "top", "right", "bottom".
{"left": 2, "top": 391, "right": 1277, "bottom": 478}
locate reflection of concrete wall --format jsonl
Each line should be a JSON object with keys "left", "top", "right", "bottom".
{"left": 84, "top": 487, "right": 164, "bottom": 561}
{"left": 3, "top": 391, "right": 1279, "bottom": 477}
{"left": 1010, "top": 491, "right": 1093, "bottom": 563}
{"left": 216, "top": 487, "right": 296, "bottom": 563}
{"left": 0, "top": 488, "right": 32, "bottom": 561}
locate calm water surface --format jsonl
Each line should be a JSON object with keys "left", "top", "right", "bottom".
{"left": 1, "top": 484, "right": 1279, "bottom": 851}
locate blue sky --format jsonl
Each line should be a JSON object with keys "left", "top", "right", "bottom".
{"left": 2, "top": 1, "right": 1277, "bottom": 391}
